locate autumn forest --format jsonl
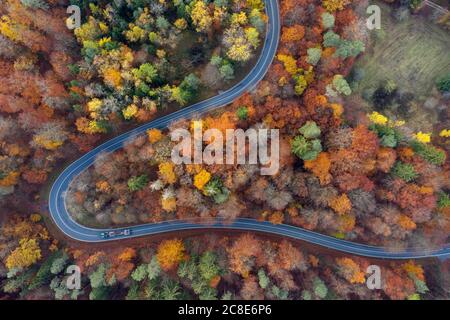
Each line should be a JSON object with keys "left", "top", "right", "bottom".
{"left": 0, "top": 0, "right": 449, "bottom": 301}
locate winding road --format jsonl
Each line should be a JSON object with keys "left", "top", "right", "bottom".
{"left": 48, "top": 0, "right": 450, "bottom": 260}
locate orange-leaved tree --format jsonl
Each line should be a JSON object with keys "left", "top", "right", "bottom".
{"left": 335, "top": 257, "right": 365, "bottom": 284}
{"left": 156, "top": 239, "right": 186, "bottom": 271}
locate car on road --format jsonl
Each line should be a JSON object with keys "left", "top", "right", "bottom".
{"left": 100, "top": 229, "right": 132, "bottom": 239}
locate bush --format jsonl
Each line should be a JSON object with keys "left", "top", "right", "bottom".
{"left": 322, "top": 30, "right": 364, "bottom": 59}
{"left": 147, "top": 256, "right": 161, "bottom": 280}
{"left": 132, "top": 63, "right": 158, "bottom": 84}
{"left": 291, "top": 136, "right": 322, "bottom": 161}
{"left": 292, "top": 121, "right": 323, "bottom": 161}
{"left": 334, "top": 40, "right": 365, "bottom": 59}
{"left": 89, "top": 264, "right": 107, "bottom": 289}
{"left": 131, "top": 264, "right": 148, "bottom": 282}
{"left": 203, "top": 177, "right": 230, "bottom": 204}
{"left": 28, "top": 252, "right": 62, "bottom": 290}
{"left": 199, "top": 286, "right": 217, "bottom": 300}
{"left": 89, "top": 286, "right": 110, "bottom": 300}
{"left": 436, "top": 73, "right": 450, "bottom": 93}
{"left": 28, "top": 251, "right": 62, "bottom": 290}
{"left": 20, "top": 0, "right": 49, "bottom": 10}
{"left": 199, "top": 251, "right": 220, "bottom": 282}
{"left": 410, "top": 0, "right": 424, "bottom": 9}
{"left": 236, "top": 106, "right": 248, "bottom": 120}
{"left": 437, "top": 192, "right": 450, "bottom": 209}
{"left": 332, "top": 75, "right": 352, "bottom": 96}
{"left": 391, "top": 161, "right": 418, "bottom": 182}
{"left": 302, "top": 290, "right": 312, "bottom": 300}
{"left": 372, "top": 80, "right": 397, "bottom": 108}
{"left": 369, "top": 123, "right": 402, "bottom": 148}
{"left": 313, "top": 277, "right": 328, "bottom": 299}
{"left": 270, "top": 285, "right": 289, "bottom": 299}
{"left": 321, "top": 12, "right": 335, "bottom": 29}
{"left": 219, "top": 64, "right": 235, "bottom": 81}
{"left": 178, "top": 73, "right": 200, "bottom": 103}
{"left": 323, "top": 30, "right": 341, "bottom": 47}
{"left": 258, "top": 269, "right": 270, "bottom": 289}
{"left": 127, "top": 174, "right": 149, "bottom": 191}
{"left": 299, "top": 121, "right": 321, "bottom": 139}
{"left": 306, "top": 48, "right": 322, "bottom": 66}
{"left": 410, "top": 141, "right": 446, "bottom": 166}
{"left": 126, "top": 281, "right": 140, "bottom": 300}
{"left": 50, "top": 253, "right": 69, "bottom": 275}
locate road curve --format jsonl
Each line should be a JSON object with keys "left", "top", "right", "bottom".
{"left": 48, "top": 0, "right": 450, "bottom": 260}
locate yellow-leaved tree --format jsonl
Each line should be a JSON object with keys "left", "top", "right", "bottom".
{"left": 6, "top": 238, "right": 42, "bottom": 270}
{"left": 190, "top": 0, "right": 212, "bottom": 33}
{"left": 156, "top": 239, "right": 185, "bottom": 271}
{"left": 322, "top": 0, "right": 351, "bottom": 12}
{"left": 158, "top": 162, "right": 177, "bottom": 184}
{"left": 194, "top": 169, "right": 211, "bottom": 191}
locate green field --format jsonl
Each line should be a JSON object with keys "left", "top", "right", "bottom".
{"left": 353, "top": 2, "right": 450, "bottom": 96}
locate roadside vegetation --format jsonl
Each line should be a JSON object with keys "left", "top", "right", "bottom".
{"left": 0, "top": 0, "right": 448, "bottom": 301}
{"left": 0, "top": 226, "right": 443, "bottom": 300}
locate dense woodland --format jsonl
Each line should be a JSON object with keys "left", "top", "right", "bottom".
{"left": 67, "top": 0, "right": 449, "bottom": 251}
{"left": 71, "top": 0, "right": 266, "bottom": 133}
{"left": 0, "top": 217, "right": 447, "bottom": 300}
{"left": 0, "top": 0, "right": 449, "bottom": 300}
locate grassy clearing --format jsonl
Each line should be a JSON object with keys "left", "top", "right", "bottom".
{"left": 353, "top": 2, "right": 450, "bottom": 96}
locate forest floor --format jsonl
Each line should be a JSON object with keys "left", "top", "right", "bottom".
{"left": 352, "top": 1, "right": 450, "bottom": 96}
{"left": 345, "top": 1, "right": 450, "bottom": 134}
